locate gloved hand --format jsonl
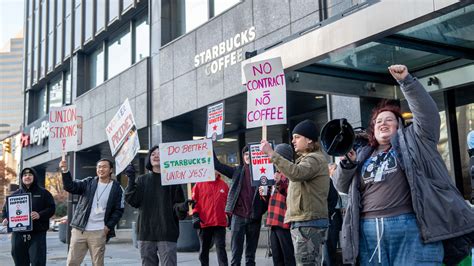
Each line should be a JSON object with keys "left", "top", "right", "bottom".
{"left": 175, "top": 199, "right": 196, "bottom": 214}
{"left": 125, "top": 164, "right": 136, "bottom": 181}
{"left": 192, "top": 213, "right": 202, "bottom": 229}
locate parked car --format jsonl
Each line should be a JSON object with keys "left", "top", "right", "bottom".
{"left": 50, "top": 216, "right": 67, "bottom": 231}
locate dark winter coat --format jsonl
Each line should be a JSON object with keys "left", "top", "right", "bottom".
{"left": 61, "top": 172, "right": 124, "bottom": 241}
{"left": 334, "top": 76, "right": 474, "bottom": 264}
{"left": 2, "top": 168, "right": 55, "bottom": 233}
{"left": 125, "top": 172, "right": 185, "bottom": 242}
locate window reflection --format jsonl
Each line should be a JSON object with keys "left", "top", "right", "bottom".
{"left": 90, "top": 46, "right": 105, "bottom": 89}
{"left": 184, "top": 0, "right": 208, "bottom": 32}
{"left": 85, "top": 0, "right": 93, "bottom": 41}
{"left": 214, "top": 0, "right": 239, "bottom": 15}
{"left": 48, "top": 76, "right": 63, "bottom": 108}
{"left": 96, "top": 0, "right": 106, "bottom": 33}
{"left": 109, "top": 0, "right": 119, "bottom": 23}
{"left": 107, "top": 28, "right": 131, "bottom": 78}
{"left": 37, "top": 87, "right": 47, "bottom": 118}
{"left": 134, "top": 16, "right": 149, "bottom": 62}
{"left": 74, "top": 1, "right": 82, "bottom": 50}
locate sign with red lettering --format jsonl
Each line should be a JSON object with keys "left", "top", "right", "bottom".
{"left": 114, "top": 129, "right": 140, "bottom": 175}
{"left": 248, "top": 142, "right": 275, "bottom": 186}
{"left": 49, "top": 105, "right": 78, "bottom": 153}
{"left": 243, "top": 57, "right": 287, "bottom": 129}
{"left": 106, "top": 99, "right": 136, "bottom": 156}
{"left": 6, "top": 193, "right": 32, "bottom": 232}
{"left": 159, "top": 139, "right": 215, "bottom": 186}
{"left": 206, "top": 101, "right": 225, "bottom": 141}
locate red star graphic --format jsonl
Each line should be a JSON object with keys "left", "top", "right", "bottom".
{"left": 259, "top": 167, "right": 266, "bottom": 174}
{"left": 212, "top": 125, "right": 218, "bottom": 131}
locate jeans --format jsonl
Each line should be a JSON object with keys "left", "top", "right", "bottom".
{"left": 359, "top": 213, "right": 443, "bottom": 265}
{"left": 11, "top": 231, "right": 47, "bottom": 266}
{"left": 138, "top": 241, "right": 177, "bottom": 266}
{"left": 230, "top": 215, "right": 261, "bottom": 266}
{"left": 198, "top": 226, "right": 228, "bottom": 266}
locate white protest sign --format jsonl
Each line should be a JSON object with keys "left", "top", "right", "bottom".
{"left": 49, "top": 105, "right": 78, "bottom": 153}
{"left": 7, "top": 193, "right": 32, "bottom": 232}
{"left": 114, "top": 129, "right": 140, "bottom": 175}
{"left": 243, "top": 57, "right": 287, "bottom": 129}
{"left": 106, "top": 99, "right": 135, "bottom": 156}
{"left": 206, "top": 101, "right": 225, "bottom": 141}
{"left": 248, "top": 142, "right": 275, "bottom": 186}
{"left": 159, "top": 139, "right": 215, "bottom": 186}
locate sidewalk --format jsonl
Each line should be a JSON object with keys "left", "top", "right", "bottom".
{"left": 0, "top": 232, "right": 274, "bottom": 265}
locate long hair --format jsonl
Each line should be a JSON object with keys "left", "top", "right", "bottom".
{"left": 145, "top": 145, "right": 159, "bottom": 171}
{"left": 367, "top": 100, "right": 404, "bottom": 147}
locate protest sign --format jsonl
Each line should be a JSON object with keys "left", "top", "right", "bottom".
{"left": 248, "top": 142, "right": 275, "bottom": 186}
{"left": 114, "top": 129, "right": 140, "bottom": 175}
{"left": 159, "top": 139, "right": 215, "bottom": 186}
{"left": 206, "top": 101, "right": 225, "bottom": 141}
{"left": 49, "top": 105, "right": 78, "bottom": 153}
{"left": 243, "top": 57, "right": 287, "bottom": 129}
{"left": 6, "top": 193, "right": 32, "bottom": 232}
{"left": 106, "top": 99, "right": 135, "bottom": 156}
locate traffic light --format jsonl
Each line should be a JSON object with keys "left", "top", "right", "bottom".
{"left": 4, "top": 139, "right": 11, "bottom": 153}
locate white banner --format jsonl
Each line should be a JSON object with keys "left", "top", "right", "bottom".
{"left": 106, "top": 99, "right": 136, "bottom": 156}
{"left": 114, "top": 129, "right": 140, "bottom": 175}
{"left": 7, "top": 193, "right": 32, "bottom": 232}
{"left": 248, "top": 142, "right": 275, "bottom": 186}
{"left": 49, "top": 105, "right": 78, "bottom": 153}
{"left": 243, "top": 57, "right": 287, "bottom": 129}
{"left": 159, "top": 139, "right": 215, "bottom": 185}
{"left": 206, "top": 101, "right": 225, "bottom": 141}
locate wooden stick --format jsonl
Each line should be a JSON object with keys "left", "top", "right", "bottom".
{"left": 187, "top": 183, "right": 193, "bottom": 216}
{"left": 262, "top": 124, "right": 267, "bottom": 141}
{"left": 62, "top": 152, "right": 66, "bottom": 161}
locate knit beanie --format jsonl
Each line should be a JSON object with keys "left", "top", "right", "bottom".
{"left": 275, "top": 143, "right": 294, "bottom": 162}
{"left": 292, "top": 119, "right": 319, "bottom": 141}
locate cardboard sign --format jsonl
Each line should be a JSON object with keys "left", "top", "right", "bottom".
{"left": 248, "top": 142, "right": 275, "bottom": 186}
{"left": 6, "top": 193, "right": 32, "bottom": 232}
{"left": 49, "top": 105, "right": 78, "bottom": 153}
{"left": 160, "top": 139, "right": 215, "bottom": 186}
{"left": 114, "top": 129, "right": 140, "bottom": 175}
{"left": 106, "top": 99, "right": 135, "bottom": 156}
{"left": 206, "top": 101, "right": 225, "bottom": 141}
{"left": 243, "top": 57, "right": 287, "bottom": 129}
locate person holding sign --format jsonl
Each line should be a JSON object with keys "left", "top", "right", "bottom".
{"left": 124, "top": 145, "right": 189, "bottom": 266}
{"left": 2, "top": 168, "right": 56, "bottom": 266}
{"left": 59, "top": 158, "right": 125, "bottom": 266}
{"left": 213, "top": 146, "right": 268, "bottom": 266}
{"left": 191, "top": 171, "right": 229, "bottom": 266}
{"left": 263, "top": 143, "right": 296, "bottom": 266}
{"left": 260, "top": 120, "right": 330, "bottom": 266}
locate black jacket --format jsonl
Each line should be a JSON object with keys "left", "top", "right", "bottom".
{"left": 61, "top": 172, "right": 124, "bottom": 240}
{"left": 125, "top": 172, "right": 185, "bottom": 242}
{"left": 214, "top": 157, "right": 268, "bottom": 220}
{"left": 2, "top": 168, "right": 55, "bottom": 233}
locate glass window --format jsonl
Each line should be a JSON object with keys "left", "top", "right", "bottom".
{"left": 96, "top": 0, "right": 106, "bottom": 33}
{"left": 89, "top": 46, "right": 104, "bottom": 89}
{"left": 64, "top": 71, "right": 72, "bottom": 104}
{"left": 123, "top": 0, "right": 134, "bottom": 12}
{"left": 134, "top": 16, "right": 149, "bottom": 62}
{"left": 74, "top": 1, "right": 82, "bottom": 50}
{"left": 40, "top": 0, "right": 47, "bottom": 78}
{"left": 47, "top": 0, "right": 55, "bottom": 72}
{"left": 185, "top": 0, "right": 208, "bottom": 32}
{"left": 109, "top": 0, "right": 119, "bottom": 24}
{"left": 84, "top": 0, "right": 93, "bottom": 41}
{"left": 56, "top": 0, "right": 63, "bottom": 65}
{"left": 34, "top": 45, "right": 39, "bottom": 83}
{"left": 214, "top": 0, "right": 239, "bottom": 15}
{"left": 27, "top": 53, "right": 31, "bottom": 87}
{"left": 64, "top": 13, "right": 71, "bottom": 58}
{"left": 107, "top": 27, "right": 131, "bottom": 78}
{"left": 48, "top": 76, "right": 63, "bottom": 108}
{"left": 37, "top": 87, "right": 47, "bottom": 118}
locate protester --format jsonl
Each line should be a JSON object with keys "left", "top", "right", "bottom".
{"left": 260, "top": 119, "right": 330, "bottom": 266}
{"left": 214, "top": 146, "right": 268, "bottom": 266}
{"left": 333, "top": 65, "right": 474, "bottom": 265}
{"left": 124, "top": 145, "right": 189, "bottom": 266}
{"left": 1, "top": 168, "right": 55, "bottom": 266}
{"left": 323, "top": 163, "right": 343, "bottom": 266}
{"left": 59, "top": 158, "right": 124, "bottom": 266}
{"left": 191, "top": 171, "right": 229, "bottom": 266}
{"left": 264, "top": 143, "right": 296, "bottom": 266}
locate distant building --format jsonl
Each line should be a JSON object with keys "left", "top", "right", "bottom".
{"left": 0, "top": 36, "right": 24, "bottom": 139}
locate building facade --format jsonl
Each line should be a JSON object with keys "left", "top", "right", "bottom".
{"left": 20, "top": 0, "right": 474, "bottom": 237}
{"left": 0, "top": 36, "right": 24, "bottom": 139}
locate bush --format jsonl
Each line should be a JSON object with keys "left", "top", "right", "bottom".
{"left": 55, "top": 202, "right": 67, "bottom": 217}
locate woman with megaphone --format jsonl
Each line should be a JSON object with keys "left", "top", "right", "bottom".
{"left": 332, "top": 65, "right": 474, "bottom": 265}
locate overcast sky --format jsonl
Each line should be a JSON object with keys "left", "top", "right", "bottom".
{"left": 0, "top": 0, "right": 24, "bottom": 51}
